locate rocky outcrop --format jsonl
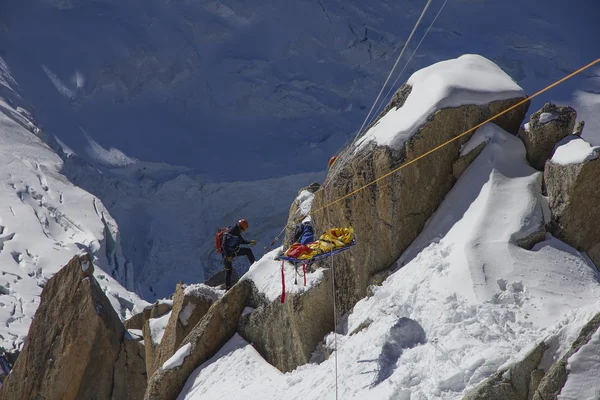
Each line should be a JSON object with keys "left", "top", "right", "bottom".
{"left": 242, "top": 77, "right": 529, "bottom": 374}
{"left": 462, "top": 341, "right": 548, "bottom": 400}
{"left": 113, "top": 333, "right": 148, "bottom": 400}
{"left": 308, "top": 97, "right": 528, "bottom": 317}
{"left": 545, "top": 139, "right": 600, "bottom": 267}
{"left": 145, "top": 280, "right": 252, "bottom": 400}
{"left": 520, "top": 103, "right": 577, "bottom": 170}
{"left": 125, "top": 301, "right": 172, "bottom": 331}
{"left": 533, "top": 312, "right": 600, "bottom": 400}
{"left": 149, "top": 283, "right": 218, "bottom": 377}
{"left": 0, "top": 254, "right": 146, "bottom": 400}
{"left": 239, "top": 269, "right": 334, "bottom": 372}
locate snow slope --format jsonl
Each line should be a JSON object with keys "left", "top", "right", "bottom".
{"left": 559, "top": 326, "right": 600, "bottom": 400}
{"left": 1, "top": 0, "right": 599, "bottom": 181}
{"left": 178, "top": 124, "right": 600, "bottom": 399}
{"left": 0, "top": 58, "right": 149, "bottom": 351}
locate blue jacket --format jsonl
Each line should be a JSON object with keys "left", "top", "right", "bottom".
{"left": 222, "top": 224, "right": 250, "bottom": 256}
{"left": 298, "top": 223, "right": 315, "bottom": 245}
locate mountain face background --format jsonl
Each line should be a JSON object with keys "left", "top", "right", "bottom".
{"left": 0, "top": 0, "right": 599, "bottom": 301}
{"left": 2, "top": 0, "right": 600, "bottom": 180}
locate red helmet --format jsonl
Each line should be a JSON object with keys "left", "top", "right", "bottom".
{"left": 328, "top": 155, "right": 338, "bottom": 168}
{"left": 238, "top": 219, "right": 249, "bottom": 231}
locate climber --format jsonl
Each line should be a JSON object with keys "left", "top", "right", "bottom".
{"left": 221, "top": 219, "right": 257, "bottom": 290}
{"left": 292, "top": 216, "right": 315, "bottom": 245}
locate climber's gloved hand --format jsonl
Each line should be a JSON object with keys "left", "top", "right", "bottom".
{"left": 249, "top": 240, "right": 257, "bottom": 246}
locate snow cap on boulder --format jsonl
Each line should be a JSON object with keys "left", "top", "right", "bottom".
{"left": 356, "top": 54, "right": 525, "bottom": 151}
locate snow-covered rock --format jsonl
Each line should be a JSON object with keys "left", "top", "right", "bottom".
{"left": 150, "top": 283, "right": 220, "bottom": 377}
{"left": 551, "top": 135, "right": 599, "bottom": 165}
{"left": 355, "top": 54, "right": 525, "bottom": 151}
{"left": 534, "top": 313, "right": 600, "bottom": 400}
{"left": 0, "top": 256, "right": 139, "bottom": 400}
{"left": 146, "top": 281, "right": 252, "bottom": 400}
{"left": 310, "top": 55, "right": 529, "bottom": 317}
{"left": 520, "top": 103, "right": 577, "bottom": 170}
{"left": 545, "top": 135, "right": 600, "bottom": 268}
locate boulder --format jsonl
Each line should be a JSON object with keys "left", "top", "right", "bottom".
{"left": 238, "top": 269, "right": 334, "bottom": 372}
{"left": 144, "top": 280, "right": 252, "bottom": 400}
{"left": 0, "top": 254, "right": 143, "bottom": 400}
{"left": 533, "top": 312, "right": 600, "bottom": 400}
{"left": 545, "top": 137, "right": 600, "bottom": 267}
{"left": 462, "top": 341, "right": 548, "bottom": 400}
{"left": 520, "top": 103, "right": 577, "bottom": 170}
{"left": 149, "top": 283, "right": 218, "bottom": 376}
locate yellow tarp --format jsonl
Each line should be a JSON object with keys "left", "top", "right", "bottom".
{"left": 294, "top": 227, "right": 354, "bottom": 260}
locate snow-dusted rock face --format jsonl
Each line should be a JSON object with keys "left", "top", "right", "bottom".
{"left": 239, "top": 266, "right": 334, "bottom": 372}
{"left": 145, "top": 280, "right": 252, "bottom": 400}
{"left": 533, "top": 313, "right": 600, "bottom": 400}
{"left": 520, "top": 103, "right": 577, "bottom": 170}
{"left": 462, "top": 341, "right": 548, "bottom": 400}
{"left": 149, "top": 283, "right": 220, "bottom": 377}
{"left": 0, "top": 256, "right": 137, "bottom": 400}
{"left": 142, "top": 302, "right": 173, "bottom": 376}
{"left": 545, "top": 136, "right": 600, "bottom": 267}
{"left": 310, "top": 55, "right": 529, "bottom": 315}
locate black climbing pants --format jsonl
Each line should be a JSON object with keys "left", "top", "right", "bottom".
{"left": 224, "top": 247, "right": 256, "bottom": 289}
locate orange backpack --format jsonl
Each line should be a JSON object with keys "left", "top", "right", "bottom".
{"left": 215, "top": 227, "right": 228, "bottom": 254}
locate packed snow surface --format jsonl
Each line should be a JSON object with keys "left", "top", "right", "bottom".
{"left": 551, "top": 136, "right": 599, "bottom": 165}
{"left": 355, "top": 55, "right": 524, "bottom": 151}
{"left": 243, "top": 248, "right": 327, "bottom": 302}
{"left": 180, "top": 124, "right": 600, "bottom": 399}
{"left": 558, "top": 326, "right": 600, "bottom": 400}
{"left": 164, "top": 343, "right": 192, "bottom": 371}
